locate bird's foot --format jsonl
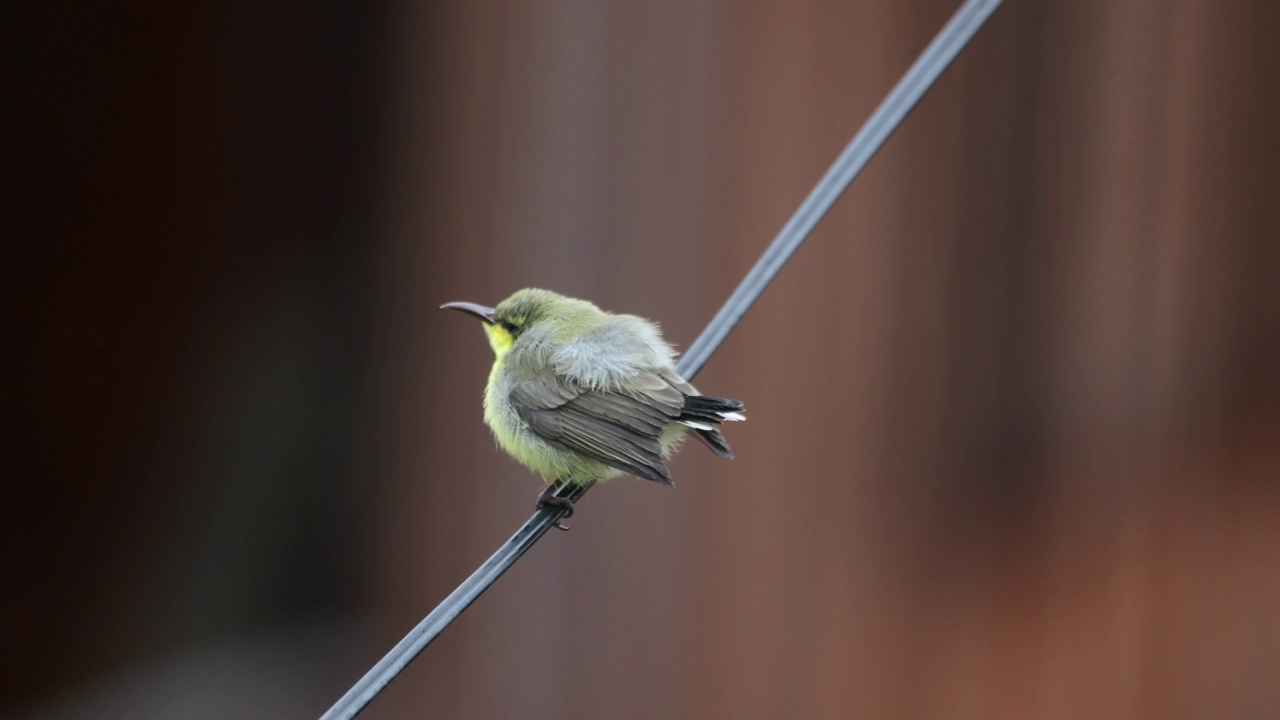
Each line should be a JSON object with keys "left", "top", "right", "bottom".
{"left": 537, "top": 485, "right": 575, "bottom": 531}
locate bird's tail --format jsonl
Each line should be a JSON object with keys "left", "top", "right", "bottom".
{"left": 678, "top": 396, "right": 745, "bottom": 459}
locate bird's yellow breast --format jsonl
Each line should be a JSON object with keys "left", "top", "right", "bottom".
{"left": 482, "top": 356, "right": 603, "bottom": 484}
{"left": 483, "top": 323, "right": 515, "bottom": 357}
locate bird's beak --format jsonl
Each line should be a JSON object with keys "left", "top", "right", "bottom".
{"left": 440, "top": 301, "right": 496, "bottom": 324}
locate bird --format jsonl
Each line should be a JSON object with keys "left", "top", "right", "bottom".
{"left": 441, "top": 288, "right": 745, "bottom": 528}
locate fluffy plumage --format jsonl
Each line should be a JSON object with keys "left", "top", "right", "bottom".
{"left": 450, "top": 288, "right": 745, "bottom": 487}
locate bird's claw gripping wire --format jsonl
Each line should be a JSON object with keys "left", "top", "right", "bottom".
{"left": 536, "top": 485, "right": 575, "bottom": 531}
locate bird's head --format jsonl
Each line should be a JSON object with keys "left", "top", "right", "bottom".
{"left": 441, "top": 288, "right": 605, "bottom": 357}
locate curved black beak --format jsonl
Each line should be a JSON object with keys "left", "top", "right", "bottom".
{"left": 440, "top": 301, "right": 496, "bottom": 324}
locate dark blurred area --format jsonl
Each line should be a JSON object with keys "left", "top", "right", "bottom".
{"left": 7, "top": 1, "right": 1280, "bottom": 719}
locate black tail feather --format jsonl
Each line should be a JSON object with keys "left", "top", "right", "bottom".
{"left": 680, "top": 395, "right": 744, "bottom": 459}
{"left": 691, "top": 427, "right": 734, "bottom": 458}
{"left": 680, "top": 395, "right": 745, "bottom": 422}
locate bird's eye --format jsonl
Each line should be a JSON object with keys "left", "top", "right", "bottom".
{"left": 500, "top": 321, "right": 519, "bottom": 336}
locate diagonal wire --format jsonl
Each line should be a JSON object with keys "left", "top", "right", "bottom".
{"left": 318, "top": 1, "right": 1002, "bottom": 717}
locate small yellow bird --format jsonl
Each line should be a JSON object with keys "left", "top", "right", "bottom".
{"left": 442, "top": 289, "right": 745, "bottom": 526}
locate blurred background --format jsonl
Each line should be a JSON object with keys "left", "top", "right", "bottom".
{"left": 9, "top": 0, "right": 1280, "bottom": 718}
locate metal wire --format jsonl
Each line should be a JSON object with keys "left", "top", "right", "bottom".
{"left": 318, "top": 1, "right": 1002, "bottom": 717}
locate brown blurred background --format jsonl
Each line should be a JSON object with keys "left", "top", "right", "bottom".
{"left": 8, "top": 1, "right": 1280, "bottom": 718}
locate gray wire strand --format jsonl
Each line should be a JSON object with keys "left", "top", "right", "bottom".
{"left": 318, "top": 1, "right": 1002, "bottom": 717}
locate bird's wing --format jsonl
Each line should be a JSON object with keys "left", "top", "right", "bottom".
{"left": 508, "top": 367, "right": 685, "bottom": 486}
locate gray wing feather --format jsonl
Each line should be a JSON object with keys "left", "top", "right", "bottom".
{"left": 509, "top": 367, "right": 683, "bottom": 486}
